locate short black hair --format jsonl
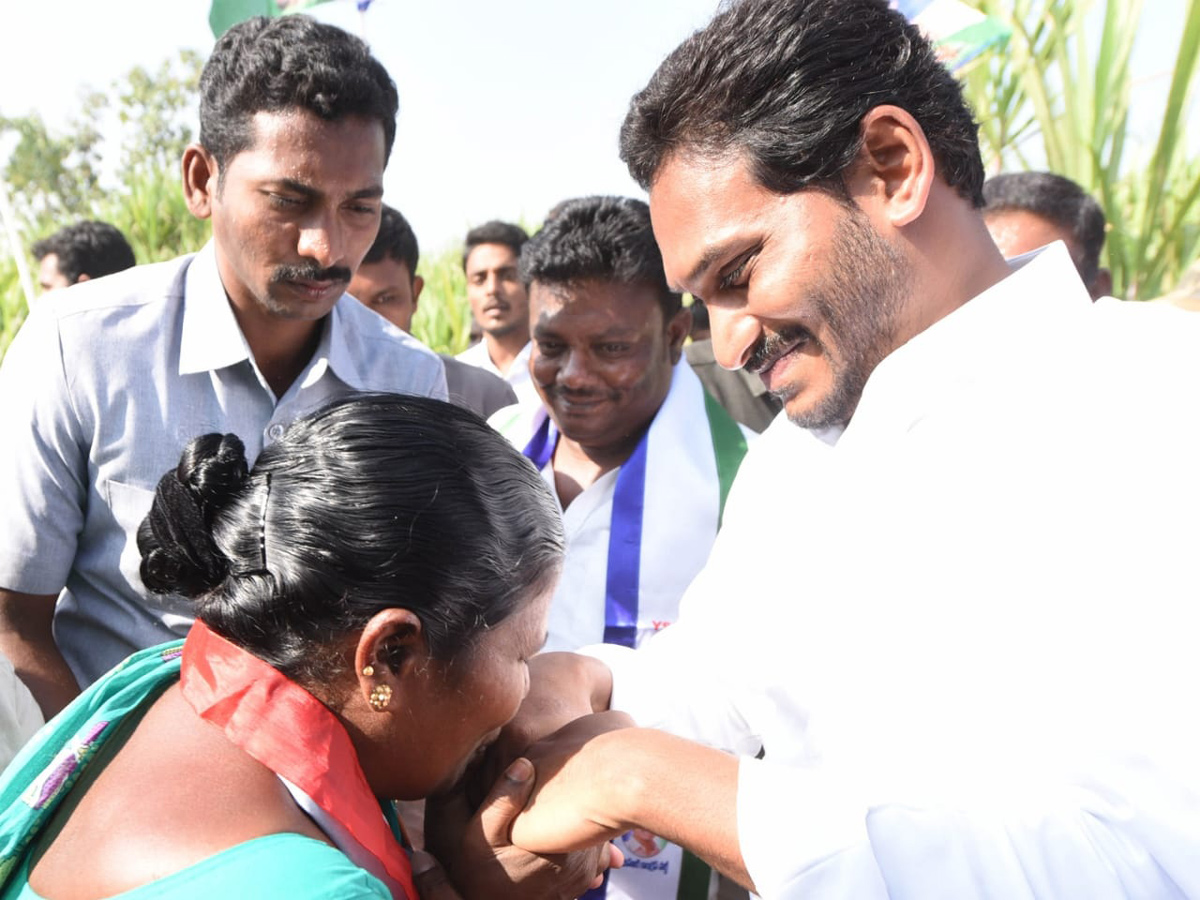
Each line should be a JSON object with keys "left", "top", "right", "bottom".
{"left": 982, "top": 172, "right": 1106, "bottom": 285}
{"left": 620, "top": 0, "right": 985, "bottom": 206}
{"left": 139, "top": 394, "right": 563, "bottom": 685}
{"left": 462, "top": 220, "right": 528, "bottom": 271}
{"left": 199, "top": 15, "right": 399, "bottom": 171}
{"left": 31, "top": 220, "right": 136, "bottom": 284}
{"left": 519, "top": 195, "right": 682, "bottom": 318}
{"left": 363, "top": 204, "right": 419, "bottom": 277}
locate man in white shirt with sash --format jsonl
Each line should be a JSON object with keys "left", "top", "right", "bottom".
{"left": 447, "top": 1, "right": 1200, "bottom": 899}
{"left": 490, "top": 195, "right": 751, "bottom": 900}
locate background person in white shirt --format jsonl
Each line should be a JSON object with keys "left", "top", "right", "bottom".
{"left": 456, "top": 221, "right": 537, "bottom": 404}
{"left": 433, "top": 1, "right": 1200, "bottom": 898}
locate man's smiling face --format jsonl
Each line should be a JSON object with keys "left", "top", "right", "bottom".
{"left": 649, "top": 152, "right": 913, "bottom": 430}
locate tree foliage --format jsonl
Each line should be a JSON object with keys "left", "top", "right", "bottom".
{"left": 1, "top": 49, "right": 204, "bottom": 245}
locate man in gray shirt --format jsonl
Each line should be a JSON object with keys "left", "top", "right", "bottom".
{"left": 0, "top": 15, "right": 446, "bottom": 717}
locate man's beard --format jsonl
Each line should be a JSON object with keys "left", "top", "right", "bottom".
{"left": 752, "top": 207, "right": 911, "bottom": 430}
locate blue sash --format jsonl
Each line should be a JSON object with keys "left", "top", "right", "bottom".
{"left": 522, "top": 416, "right": 650, "bottom": 650}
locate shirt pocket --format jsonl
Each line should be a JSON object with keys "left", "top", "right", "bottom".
{"left": 104, "top": 480, "right": 166, "bottom": 604}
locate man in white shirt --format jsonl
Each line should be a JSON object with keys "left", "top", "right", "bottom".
{"left": 446, "top": 1, "right": 1200, "bottom": 898}
{"left": 485, "top": 195, "right": 750, "bottom": 900}
{"left": 455, "top": 221, "right": 539, "bottom": 409}
{"left": 0, "top": 15, "right": 446, "bottom": 717}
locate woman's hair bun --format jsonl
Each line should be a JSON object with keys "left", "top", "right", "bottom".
{"left": 137, "top": 433, "right": 249, "bottom": 598}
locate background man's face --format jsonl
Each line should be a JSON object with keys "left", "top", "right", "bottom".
{"left": 207, "top": 109, "right": 386, "bottom": 321}
{"left": 984, "top": 208, "right": 1109, "bottom": 299}
{"left": 984, "top": 208, "right": 1080, "bottom": 266}
{"left": 649, "top": 153, "right": 910, "bottom": 430}
{"left": 36, "top": 254, "right": 72, "bottom": 293}
{"left": 465, "top": 242, "right": 529, "bottom": 340}
{"left": 349, "top": 256, "right": 422, "bottom": 332}
{"left": 530, "top": 278, "right": 685, "bottom": 453}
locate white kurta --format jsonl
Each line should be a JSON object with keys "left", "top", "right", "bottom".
{"left": 499, "top": 360, "right": 751, "bottom": 653}
{"left": 497, "top": 360, "right": 753, "bottom": 900}
{"left": 590, "top": 243, "right": 1200, "bottom": 899}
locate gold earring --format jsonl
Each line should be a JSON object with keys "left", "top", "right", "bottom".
{"left": 362, "top": 664, "right": 375, "bottom": 677}
{"left": 369, "top": 683, "right": 392, "bottom": 711}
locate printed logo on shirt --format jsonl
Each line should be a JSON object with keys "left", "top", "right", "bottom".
{"left": 619, "top": 829, "right": 667, "bottom": 859}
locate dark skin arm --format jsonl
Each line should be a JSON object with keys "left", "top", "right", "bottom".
{"left": 0, "top": 588, "right": 79, "bottom": 719}
{"left": 512, "top": 717, "right": 752, "bottom": 891}
{"left": 484, "top": 651, "right": 614, "bottom": 780}
{"left": 493, "top": 653, "right": 754, "bottom": 890}
{"left": 425, "top": 755, "right": 620, "bottom": 900}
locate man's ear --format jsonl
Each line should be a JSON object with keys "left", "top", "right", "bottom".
{"left": 1090, "top": 267, "right": 1113, "bottom": 301}
{"left": 847, "top": 105, "right": 935, "bottom": 228}
{"left": 182, "top": 143, "right": 219, "bottom": 221}
{"left": 412, "top": 274, "right": 425, "bottom": 306}
{"left": 75, "top": 273, "right": 91, "bottom": 284}
{"left": 666, "top": 305, "right": 692, "bottom": 364}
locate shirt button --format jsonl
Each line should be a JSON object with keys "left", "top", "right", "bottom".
{"left": 267, "top": 423, "right": 285, "bottom": 441}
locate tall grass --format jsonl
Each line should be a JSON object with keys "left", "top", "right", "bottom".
{"left": 0, "top": 165, "right": 212, "bottom": 363}
{"left": 412, "top": 242, "right": 473, "bottom": 356}
{"left": 962, "top": 0, "right": 1200, "bottom": 300}
{"left": 0, "top": 255, "right": 26, "bottom": 358}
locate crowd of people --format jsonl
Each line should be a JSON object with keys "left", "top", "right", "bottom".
{"left": 0, "top": 0, "right": 1198, "bottom": 898}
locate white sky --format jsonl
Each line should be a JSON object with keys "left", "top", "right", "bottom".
{"left": 0, "top": 0, "right": 1191, "bottom": 253}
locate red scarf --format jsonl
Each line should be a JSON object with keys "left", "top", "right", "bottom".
{"left": 180, "top": 620, "right": 416, "bottom": 900}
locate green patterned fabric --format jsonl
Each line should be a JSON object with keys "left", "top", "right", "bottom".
{"left": 0, "top": 642, "right": 388, "bottom": 899}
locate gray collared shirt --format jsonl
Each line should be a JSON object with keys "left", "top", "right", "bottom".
{"left": 0, "top": 243, "right": 447, "bottom": 686}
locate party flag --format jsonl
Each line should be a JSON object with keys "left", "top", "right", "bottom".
{"left": 209, "top": 0, "right": 336, "bottom": 38}
{"left": 893, "top": 0, "right": 1011, "bottom": 71}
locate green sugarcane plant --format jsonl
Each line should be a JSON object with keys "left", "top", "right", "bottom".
{"left": 962, "top": 0, "right": 1200, "bottom": 300}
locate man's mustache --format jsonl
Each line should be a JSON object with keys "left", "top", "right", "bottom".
{"left": 271, "top": 263, "right": 353, "bottom": 285}
{"left": 745, "top": 327, "right": 809, "bottom": 373}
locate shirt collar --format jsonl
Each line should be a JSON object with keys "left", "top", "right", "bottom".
{"left": 179, "top": 242, "right": 252, "bottom": 375}
{"left": 319, "top": 300, "right": 368, "bottom": 391}
{"left": 178, "top": 242, "right": 364, "bottom": 391}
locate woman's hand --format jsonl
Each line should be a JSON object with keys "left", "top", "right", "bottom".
{"left": 510, "top": 711, "right": 638, "bottom": 854}
{"left": 425, "top": 756, "right": 619, "bottom": 900}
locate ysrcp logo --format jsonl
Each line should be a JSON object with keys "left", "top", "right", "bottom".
{"left": 619, "top": 828, "right": 667, "bottom": 859}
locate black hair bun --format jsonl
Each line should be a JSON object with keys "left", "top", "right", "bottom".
{"left": 138, "top": 433, "right": 249, "bottom": 598}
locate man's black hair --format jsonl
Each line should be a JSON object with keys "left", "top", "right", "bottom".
{"left": 519, "top": 195, "right": 682, "bottom": 319}
{"left": 619, "top": 0, "right": 985, "bottom": 206}
{"left": 462, "top": 221, "right": 528, "bottom": 271}
{"left": 363, "top": 204, "right": 419, "bottom": 278}
{"left": 199, "top": 15, "right": 399, "bottom": 172}
{"left": 32, "top": 220, "right": 136, "bottom": 284}
{"left": 982, "top": 172, "right": 1107, "bottom": 285}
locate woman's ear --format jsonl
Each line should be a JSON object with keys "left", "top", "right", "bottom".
{"left": 847, "top": 104, "right": 935, "bottom": 229}
{"left": 353, "top": 608, "right": 426, "bottom": 713}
